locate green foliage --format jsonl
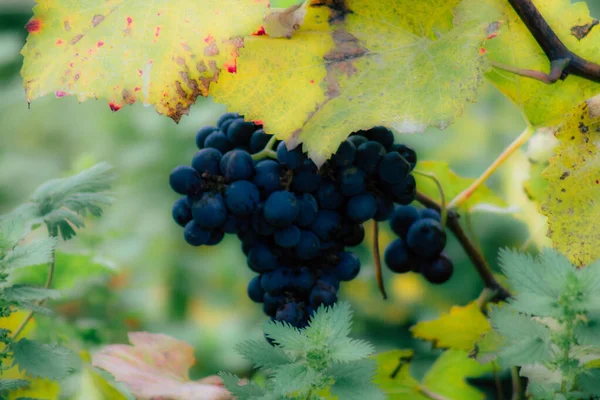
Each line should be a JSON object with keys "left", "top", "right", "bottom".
{"left": 478, "top": 248, "right": 600, "bottom": 398}
{"left": 220, "top": 302, "right": 383, "bottom": 400}
{"left": 0, "top": 163, "right": 115, "bottom": 396}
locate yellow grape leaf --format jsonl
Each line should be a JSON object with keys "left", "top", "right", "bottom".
{"left": 541, "top": 97, "right": 600, "bottom": 266}
{"left": 411, "top": 301, "right": 491, "bottom": 351}
{"left": 484, "top": 0, "right": 600, "bottom": 127}
{"left": 373, "top": 349, "right": 492, "bottom": 400}
{"left": 21, "top": 0, "right": 269, "bottom": 121}
{"left": 211, "top": 0, "right": 499, "bottom": 165}
{"left": 415, "top": 161, "right": 507, "bottom": 212}
{"left": 92, "top": 331, "right": 231, "bottom": 400}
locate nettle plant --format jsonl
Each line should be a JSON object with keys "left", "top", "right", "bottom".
{"left": 5, "top": 0, "right": 600, "bottom": 398}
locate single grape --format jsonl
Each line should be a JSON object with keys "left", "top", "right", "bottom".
{"left": 276, "top": 141, "right": 306, "bottom": 169}
{"left": 392, "top": 144, "right": 417, "bottom": 171}
{"left": 421, "top": 253, "right": 453, "bottom": 284}
{"left": 250, "top": 129, "right": 272, "bottom": 153}
{"left": 195, "top": 126, "right": 218, "bottom": 149}
{"left": 274, "top": 225, "right": 301, "bottom": 248}
{"left": 338, "top": 166, "right": 366, "bottom": 196}
{"left": 191, "top": 192, "right": 228, "bottom": 229}
{"left": 341, "top": 224, "right": 365, "bottom": 247}
{"left": 225, "top": 180, "right": 260, "bottom": 216}
{"left": 261, "top": 268, "right": 292, "bottom": 294}
{"left": 333, "top": 140, "right": 356, "bottom": 167}
{"left": 290, "top": 267, "right": 316, "bottom": 293}
{"left": 346, "top": 193, "right": 377, "bottom": 223}
{"left": 309, "top": 281, "right": 337, "bottom": 307}
{"left": 291, "top": 160, "right": 321, "bottom": 193}
{"left": 310, "top": 210, "right": 341, "bottom": 241}
{"left": 172, "top": 197, "right": 192, "bottom": 227}
{"left": 333, "top": 252, "right": 361, "bottom": 281}
{"left": 264, "top": 191, "right": 300, "bottom": 227}
{"left": 318, "top": 271, "right": 340, "bottom": 291}
{"left": 204, "top": 131, "right": 233, "bottom": 154}
{"left": 419, "top": 208, "right": 441, "bottom": 222}
{"left": 220, "top": 149, "right": 254, "bottom": 181}
{"left": 227, "top": 119, "right": 256, "bottom": 147}
{"left": 192, "top": 148, "right": 222, "bottom": 175}
{"left": 217, "top": 112, "right": 240, "bottom": 127}
{"left": 247, "top": 243, "right": 279, "bottom": 272}
{"left": 364, "top": 126, "right": 394, "bottom": 150}
{"left": 295, "top": 230, "right": 321, "bottom": 260}
{"left": 347, "top": 135, "right": 367, "bottom": 148}
{"left": 379, "top": 152, "right": 410, "bottom": 184}
{"left": 183, "top": 220, "right": 211, "bottom": 246}
{"left": 389, "top": 174, "right": 416, "bottom": 204}
{"left": 389, "top": 205, "right": 420, "bottom": 237}
{"left": 223, "top": 215, "right": 240, "bottom": 234}
{"left": 206, "top": 230, "right": 225, "bottom": 246}
{"left": 373, "top": 194, "right": 394, "bottom": 221}
{"left": 262, "top": 293, "right": 284, "bottom": 317}
{"left": 316, "top": 180, "right": 343, "bottom": 210}
{"left": 247, "top": 275, "right": 265, "bottom": 303}
{"left": 384, "top": 238, "right": 414, "bottom": 273}
{"left": 169, "top": 166, "right": 202, "bottom": 195}
{"left": 254, "top": 160, "right": 281, "bottom": 195}
{"left": 296, "top": 194, "right": 319, "bottom": 227}
{"left": 406, "top": 219, "right": 446, "bottom": 258}
{"left": 356, "top": 141, "right": 386, "bottom": 175}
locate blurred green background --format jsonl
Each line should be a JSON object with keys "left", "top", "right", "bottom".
{"left": 1, "top": 0, "right": 599, "bottom": 398}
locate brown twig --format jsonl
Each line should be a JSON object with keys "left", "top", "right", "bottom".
{"left": 372, "top": 222, "right": 387, "bottom": 300}
{"left": 416, "top": 192, "right": 511, "bottom": 302}
{"left": 507, "top": 0, "right": 600, "bottom": 83}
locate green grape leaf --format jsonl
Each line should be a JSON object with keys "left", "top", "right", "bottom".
{"left": 576, "top": 368, "right": 600, "bottom": 396}
{"left": 272, "top": 363, "right": 319, "bottom": 395}
{"left": 211, "top": 0, "right": 501, "bottom": 165}
{"left": 235, "top": 339, "right": 294, "bottom": 370}
{"left": 541, "top": 98, "right": 600, "bottom": 266}
{"left": 373, "top": 349, "right": 491, "bottom": 400}
{"left": 415, "top": 161, "right": 507, "bottom": 212}
{"left": 21, "top": 0, "right": 269, "bottom": 122}
{"left": 0, "top": 239, "right": 56, "bottom": 271}
{"left": 484, "top": 0, "right": 600, "bottom": 127}
{"left": 421, "top": 350, "right": 493, "bottom": 400}
{"left": 11, "top": 339, "right": 79, "bottom": 381}
{"left": 411, "top": 301, "right": 491, "bottom": 351}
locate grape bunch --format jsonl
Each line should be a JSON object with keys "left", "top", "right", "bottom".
{"left": 169, "top": 112, "right": 450, "bottom": 328}
{"left": 385, "top": 206, "right": 453, "bottom": 284}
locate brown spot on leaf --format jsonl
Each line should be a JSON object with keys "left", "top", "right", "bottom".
{"left": 92, "top": 14, "right": 105, "bottom": 27}
{"left": 71, "top": 34, "right": 84, "bottom": 44}
{"left": 175, "top": 56, "right": 185, "bottom": 65}
{"left": 122, "top": 88, "right": 136, "bottom": 104}
{"left": 204, "top": 41, "right": 219, "bottom": 57}
{"left": 56, "top": 39, "right": 64, "bottom": 45}
{"left": 571, "top": 19, "right": 599, "bottom": 40}
{"left": 181, "top": 43, "right": 191, "bottom": 52}
{"left": 64, "top": 20, "right": 71, "bottom": 31}
{"left": 579, "top": 122, "right": 589, "bottom": 134}
{"left": 560, "top": 171, "right": 570, "bottom": 180}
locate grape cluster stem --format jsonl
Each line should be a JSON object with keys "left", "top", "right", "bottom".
{"left": 372, "top": 222, "right": 387, "bottom": 300}
{"left": 416, "top": 192, "right": 511, "bottom": 302}
{"left": 251, "top": 135, "right": 278, "bottom": 161}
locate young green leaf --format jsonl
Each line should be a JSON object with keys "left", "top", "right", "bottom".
{"left": 304, "top": 302, "right": 352, "bottom": 346}
{"left": 271, "top": 363, "right": 319, "bottom": 395}
{"left": 326, "top": 359, "right": 384, "bottom": 400}
{"left": 263, "top": 320, "right": 307, "bottom": 352}
{"left": 0, "top": 239, "right": 56, "bottom": 271}
{"left": 219, "top": 372, "right": 266, "bottom": 399}
{"left": 235, "top": 339, "right": 294, "bottom": 369}
{"left": 11, "top": 339, "right": 79, "bottom": 381}
{"left": 0, "top": 379, "right": 29, "bottom": 392}
{"left": 2, "top": 285, "right": 60, "bottom": 303}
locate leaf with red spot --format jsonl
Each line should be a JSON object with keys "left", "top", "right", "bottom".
{"left": 21, "top": 0, "right": 269, "bottom": 121}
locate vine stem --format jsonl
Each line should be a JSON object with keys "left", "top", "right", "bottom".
{"left": 10, "top": 227, "right": 58, "bottom": 340}
{"left": 511, "top": 367, "right": 523, "bottom": 400}
{"left": 372, "top": 222, "right": 387, "bottom": 300}
{"left": 447, "top": 125, "right": 535, "bottom": 210}
{"left": 251, "top": 135, "right": 278, "bottom": 161}
{"left": 416, "top": 192, "right": 511, "bottom": 301}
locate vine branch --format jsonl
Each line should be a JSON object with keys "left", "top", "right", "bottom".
{"left": 372, "top": 222, "right": 387, "bottom": 300}
{"left": 507, "top": 0, "right": 600, "bottom": 83}
{"left": 416, "top": 192, "right": 511, "bottom": 302}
